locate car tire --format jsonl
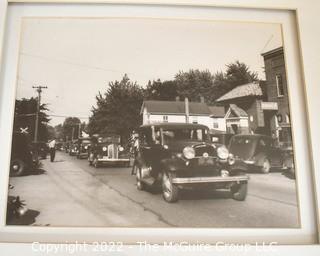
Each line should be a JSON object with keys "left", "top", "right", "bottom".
{"left": 162, "top": 172, "right": 179, "bottom": 203}
{"left": 261, "top": 158, "right": 271, "bottom": 174}
{"left": 10, "top": 159, "right": 26, "bottom": 177}
{"left": 231, "top": 181, "right": 248, "bottom": 201}
{"left": 136, "top": 166, "right": 145, "bottom": 191}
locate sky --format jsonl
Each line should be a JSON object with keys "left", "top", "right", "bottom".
{"left": 16, "top": 18, "right": 283, "bottom": 126}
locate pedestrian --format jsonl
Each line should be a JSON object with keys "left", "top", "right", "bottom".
{"left": 48, "top": 138, "right": 56, "bottom": 162}
{"left": 130, "top": 130, "right": 140, "bottom": 175}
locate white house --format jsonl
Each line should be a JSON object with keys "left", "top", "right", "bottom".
{"left": 140, "top": 99, "right": 226, "bottom": 132}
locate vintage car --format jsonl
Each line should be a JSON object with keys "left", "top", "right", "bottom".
{"left": 10, "top": 132, "right": 35, "bottom": 176}
{"left": 88, "top": 135, "right": 130, "bottom": 167}
{"left": 133, "top": 123, "right": 249, "bottom": 203}
{"left": 76, "top": 137, "right": 92, "bottom": 159}
{"left": 228, "top": 134, "right": 294, "bottom": 173}
{"left": 69, "top": 140, "right": 79, "bottom": 156}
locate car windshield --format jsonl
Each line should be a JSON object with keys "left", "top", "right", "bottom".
{"left": 81, "top": 140, "right": 91, "bottom": 144}
{"left": 162, "top": 128, "right": 208, "bottom": 144}
{"left": 229, "top": 137, "right": 257, "bottom": 155}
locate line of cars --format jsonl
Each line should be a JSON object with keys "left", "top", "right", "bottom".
{"left": 64, "top": 135, "right": 130, "bottom": 168}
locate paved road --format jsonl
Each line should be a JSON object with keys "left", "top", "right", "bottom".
{"left": 9, "top": 151, "right": 299, "bottom": 228}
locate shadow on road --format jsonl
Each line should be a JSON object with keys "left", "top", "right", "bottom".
{"left": 22, "top": 168, "right": 46, "bottom": 177}
{"left": 6, "top": 209, "right": 40, "bottom": 226}
{"left": 282, "top": 171, "right": 295, "bottom": 180}
{"left": 179, "top": 189, "right": 231, "bottom": 201}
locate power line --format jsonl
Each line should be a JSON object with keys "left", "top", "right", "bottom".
{"left": 48, "top": 114, "right": 89, "bottom": 119}
{"left": 20, "top": 52, "right": 126, "bottom": 74}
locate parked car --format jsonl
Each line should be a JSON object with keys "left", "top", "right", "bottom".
{"left": 88, "top": 135, "right": 130, "bottom": 167}
{"left": 228, "top": 134, "right": 292, "bottom": 173}
{"left": 69, "top": 140, "right": 79, "bottom": 156}
{"left": 133, "top": 123, "right": 249, "bottom": 203}
{"left": 10, "top": 132, "right": 35, "bottom": 176}
{"left": 76, "top": 137, "right": 91, "bottom": 159}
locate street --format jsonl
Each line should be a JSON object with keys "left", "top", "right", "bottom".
{"left": 9, "top": 151, "right": 299, "bottom": 228}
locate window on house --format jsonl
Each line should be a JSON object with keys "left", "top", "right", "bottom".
{"left": 276, "top": 74, "right": 285, "bottom": 97}
{"left": 163, "top": 115, "right": 168, "bottom": 122}
{"left": 213, "top": 122, "right": 219, "bottom": 129}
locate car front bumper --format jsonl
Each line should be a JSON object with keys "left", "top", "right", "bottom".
{"left": 97, "top": 158, "right": 130, "bottom": 163}
{"left": 172, "top": 175, "right": 249, "bottom": 184}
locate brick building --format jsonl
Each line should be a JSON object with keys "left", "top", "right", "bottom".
{"left": 262, "top": 46, "right": 292, "bottom": 147}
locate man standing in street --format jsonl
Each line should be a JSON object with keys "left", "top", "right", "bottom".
{"left": 48, "top": 138, "right": 56, "bottom": 162}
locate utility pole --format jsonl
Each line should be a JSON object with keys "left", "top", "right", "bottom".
{"left": 78, "top": 123, "right": 81, "bottom": 138}
{"left": 32, "top": 86, "right": 48, "bottom": 143}
{"left": 71, "top": 127, "right": 75, "bottom": 141}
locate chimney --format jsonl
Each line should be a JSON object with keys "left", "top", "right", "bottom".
{"left": 200, "top": 96, "right": 205, "bottom": 103}
{"left": 175, "top": 96, "right": 180, "bottom": 101}
{"left": 185, "top": 97, "right": 189, "bottom": 123}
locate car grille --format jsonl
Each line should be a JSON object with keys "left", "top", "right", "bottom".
{"left": 193, "top": 144, "right": 215, "bottom": 157}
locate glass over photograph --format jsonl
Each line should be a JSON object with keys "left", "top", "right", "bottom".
{"left": 6, "top": 17, "right": 298, "bottom": 228}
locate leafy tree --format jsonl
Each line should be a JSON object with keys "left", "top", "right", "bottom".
{"left": 213, "top": 61, "right": 259, "bottom": 99}
{"left": 88, "top": 74, "right": 144, "bottom": 142}
{"left": 62, "top": 117, "right": 81, "bottom": 141}
{"left": 13, "top": 97, "right": 50, "bottom": 141}
{"left": 144, "top": 79, "right": 178, "bottom": 100}
{"left": 175, "top": 69, "right": 215, "bottom": 103}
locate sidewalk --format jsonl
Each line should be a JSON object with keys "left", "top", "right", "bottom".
{"left": 9, "top": 152, "right": 168, "bottom": 227}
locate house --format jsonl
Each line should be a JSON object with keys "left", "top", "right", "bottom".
{"left": 215, "top": 81, "right": 268, "bottom": 134}
{"left": 140, "top": 99, "right": 226, "bottom": 132}
{"left": 262, "top": 46, "right": 292, "bottom": 147}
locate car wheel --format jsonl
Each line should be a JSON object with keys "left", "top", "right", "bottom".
{"left": 136, "top": 166, "right": 145, "bottom": 191}
{"left": 261, "top": 158, "right": 271, "bottom": 174}
{"left": 162, "top": 172, "right": 179, "bottom": 203}
{"left": 10, "top": 159, "right": 26, "bottom": 177}
{"left": 231, "top": 181, "right": 248, "bottom": 201}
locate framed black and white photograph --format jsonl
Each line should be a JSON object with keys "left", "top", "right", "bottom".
{"left": 0, "top": 0, "right": 319, "bottom": 255}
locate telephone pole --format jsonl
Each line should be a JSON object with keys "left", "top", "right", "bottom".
{"left": 32, "top": 86, "right": 48, "bottom": 143}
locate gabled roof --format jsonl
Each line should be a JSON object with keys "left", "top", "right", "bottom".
{"left": 141, "top": 100, "right": 211, "bottom": 115}
{"left": 227, "top": 104, "right": 248, "bottom": 118}
{"left": 208, "top": 106, "right": 225, "bottom": 117}
{"left": 216, "top": 82, "right": 263, "bottom": 102}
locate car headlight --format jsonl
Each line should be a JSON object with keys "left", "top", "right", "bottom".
{"left": 102, "top": 146, "right": 107, "bottom": 152}
{"left": 183, "top": 146, "right": 195, "bottom": 159}
{"left": 84, "top": 146, "right": 88, "bottom": 149}
{"left": 228, "top": 153, "right": 235, "bottom": 165}
{"left": 119, "top": 146, "right": 124, "bottom": 152}
{"left": 217, "top": 146, "right": 229, "bottom": 160}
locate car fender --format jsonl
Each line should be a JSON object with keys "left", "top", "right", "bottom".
{"left": 231, "top": 159, "right": 248, "bottom": 172}
{"left": 254, "top": 152, "right": 268, "bottom": 167}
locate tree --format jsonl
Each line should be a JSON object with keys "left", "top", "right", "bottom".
{"left": 88, "top": 74, "right": 144, "bottom": 142}
{"left": 175, "top": 69, "right": 215, "bottom": 103}
{"left": 62, "top": 117, "right": 81, "bottom": 141}
{"left": 212, "top": 61, "right": 259, "bottom": 99}
{"left": 13, "top": 97, "right": 50, "bottom": 141}
{"left": 144, "top": 79, "right": 178, "bottom": 100}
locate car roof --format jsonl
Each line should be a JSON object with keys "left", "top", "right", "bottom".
{"left": 140, "top": 122, "right": 209, "bottom": 130}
